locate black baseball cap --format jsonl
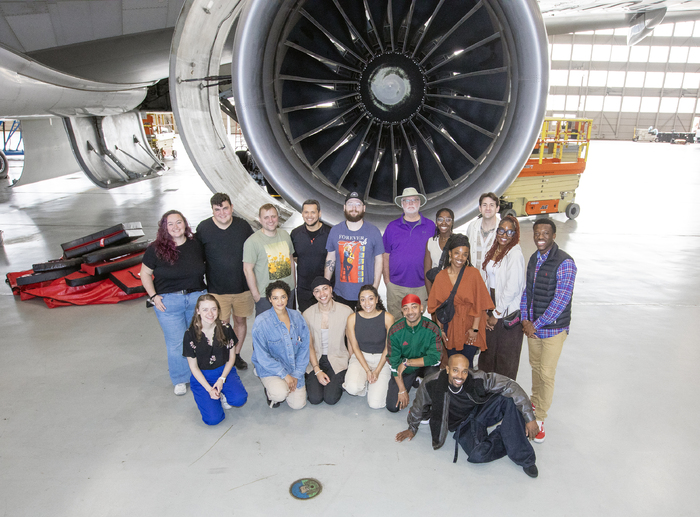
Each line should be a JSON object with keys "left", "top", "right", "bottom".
{"left": 344, "top": 191, "right": 364, "bottom": 205}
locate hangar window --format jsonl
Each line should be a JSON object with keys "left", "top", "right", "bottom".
{"left": 588, "top": 70, "right": 608, "bottom": 87}
{"left": 669, "top": 47, "right": 690, "bottom": 63}
{"left": 659, "top": 97, "right": 679, "bottom": 113}
{"left": 550, "top": 70, "right": 569, "bottom": 86}
{"left": 566, "top": 95, "right": 581, "bottom": 111}
{"left": 551, "top": 44, "right": 572, "bottom": 61}
{"left": 629, "top": 46, "right": 650, "bottom": 62}
{"left": 569, "top": 70, "right": 588, "bottom": 87}
{"left": 584, "top": 96, "right": 604, "bottom": 111}
{"left": 607, "top": 71, "right": 626, "bottom": 87}
{"left": 595, "top": 29, "right": 615, "bottom": 35}
{"left": 572, "top": 44, "right": 592, "bottom": 61}
{"left": 682, "top": 73, "right": 700, "bottom": 89}
{"left": 591, "top": 45, "right": 612, "bottom": 61}
{"left": 547, "top": 95, "right": 566, "bottom": 111}
{"left": 610, "top": 46, "right": 630, "bottom": 62}
{"left": 677, "top": 98, "right": 697, "bottom": 114}
{"left": 653, "top": 24, "right": 674, "bottom": 37}
{"left": 664, "top": 73, "right": 684, "bottom": 88}
{"left": 640, "top": 97, "right": 660, "bottom": 112}
{"left": 625, "top": 72, "right": 645, "bottom": 88}
{"left": 648, "top": 46, "right": 669, "bottom": 63}
{"left": 694, "top": 21, "right": 700, "bottom": 38}
{"left": 614, "top": 28, "right": 627, "bottom": 36}
{"left": 674, "top": 22, "right": 695, "bottom": 38}
{"left": 621, "top": 96, "right": 641, "bottom": 112}
{"left": 603, "top": 96, "right": 622, "bottom": 111}
{"left": 687, "top": 47, "right": 700, "bottom": 64}
{"left": 645, "top": 72, "right": 664, "bottom": 88}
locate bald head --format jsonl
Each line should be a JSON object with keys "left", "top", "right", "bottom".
{"left": 447, "top": 354, "right": 470, "bottom": 389}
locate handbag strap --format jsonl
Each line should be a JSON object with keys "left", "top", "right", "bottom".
{"left": 446, "top": 264, "right": 467, "bottom": 302}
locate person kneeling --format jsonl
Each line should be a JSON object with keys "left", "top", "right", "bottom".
{"left": 183, "top": 295, "right": 248, "bottom": 425}
{"left": 251, "top": 280, "right": 310, "bottom": 409}
{"left": 303, "top": 277, "right": 353, "bottom": 405}
{"left": 395, "top": 355, "right": 540, "bottom": 478}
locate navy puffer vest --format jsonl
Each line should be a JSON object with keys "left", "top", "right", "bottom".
{"left": 525, "top": 242, "right": 573, "bottom": 330}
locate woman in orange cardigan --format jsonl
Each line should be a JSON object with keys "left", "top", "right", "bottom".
{"left": 427, "top": 234, "right": 494, "bottom": 367}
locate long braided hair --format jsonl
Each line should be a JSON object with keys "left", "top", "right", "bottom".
{"left": 482, "top": 215, "right": 520, "bottom": 270}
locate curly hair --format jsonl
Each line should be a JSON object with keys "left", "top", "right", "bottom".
{"left": 189, "top": 294, "right": 227, "bottom": 347}
{"left": 266, "top": 280, "right": 291, "bottom": 300}
{"left": 433, "top": 207, "right": 455, "bottom": 238}
{"left": 357, "top": 284, "right": 386, "bottom": 312}
{"left": 154, "top": 210, "right": 193, "bottom": 265}
{"left": 482, "top": 215, "right": 520, "bottom": 270}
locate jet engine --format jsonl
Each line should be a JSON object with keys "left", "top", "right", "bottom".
{"left": 172, "top": 0, "right": 549, "bottom": 226}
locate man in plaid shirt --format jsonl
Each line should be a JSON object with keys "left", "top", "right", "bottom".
{"left": 520, "top": 218, "right": 577, "bottom": 443}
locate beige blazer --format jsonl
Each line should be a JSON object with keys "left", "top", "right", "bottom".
{"left": 303, "top": 301, "right": 353, "bottom": 374}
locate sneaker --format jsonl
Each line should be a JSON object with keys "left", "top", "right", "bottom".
{"left": 420, "top": 419, "right": 430, "bottom": 425}
{"left": 534, "top": 420, "right": 545, "bottom": 443}
{"left": 523, "top": 464, "right": 539, "bottom": 478}
{"left": 174, "top": 383, "right": 187, "bottom": 396}
{"left": 265, "top": 389, "right": 280, "bottom": 409}
{"left": 221, "top": 393, "right": 232, "bottom": 410}
{"left": 234, "top": 355, "right": 248, "bottom": 370}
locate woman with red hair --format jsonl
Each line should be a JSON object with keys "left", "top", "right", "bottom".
{"left": 480, "top": 215, "right": 526, "bottom": 379}
{"left": 141, "top": 210, "right": 207, "bottom": 396}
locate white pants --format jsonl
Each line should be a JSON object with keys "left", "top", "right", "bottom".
{"left": 260, "top": 376, "right": 307, "bottom": 410}
{"left": 342, "top": 352, "right": 391, "bottom": 409}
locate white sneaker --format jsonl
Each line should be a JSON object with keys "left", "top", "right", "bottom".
{"left": 221, "top": 393, "right": 232, "bottom": 409}
{"left": 174, "top": 383, "right": 187, "bottom": 396}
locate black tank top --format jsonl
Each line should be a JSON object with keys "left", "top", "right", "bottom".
{"left": 355, "top": 310, "right": 386, "bottom": 354}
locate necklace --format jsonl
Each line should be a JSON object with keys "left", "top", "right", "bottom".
{"left": 448, "top": 384, "right": 463, "bottom": 394}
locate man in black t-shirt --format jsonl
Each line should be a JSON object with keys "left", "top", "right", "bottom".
{"left": 196, "top": 193, "right": 254, "bottom": 370}
{"left": 290, "top": 199, "right": 332, "bottom": 313}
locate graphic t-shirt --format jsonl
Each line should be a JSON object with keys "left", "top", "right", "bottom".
{"left": 242, "top": 229, "right": 295, "bottom": 294}
{"left": 326, "top": 221, "right": 384, "bottom": 301}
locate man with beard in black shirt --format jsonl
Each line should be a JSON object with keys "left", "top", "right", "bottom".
{"left": 395, "top": 355, "right": 540, "bottom": 478}
{"left": 290, "top": 200, "right": 332, "bottom": 313}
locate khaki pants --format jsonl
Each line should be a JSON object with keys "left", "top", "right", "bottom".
{"left": 343, "top": 352, "right": 391, "bottom": 409}
{"left": 386, "top": 281, "right": 428, "bottom": 322}
{"left": 527, "top": 330, "right": 567, "bottom": 421}
{"left": 260, "top": 376, "right": 307, "bottom": 410}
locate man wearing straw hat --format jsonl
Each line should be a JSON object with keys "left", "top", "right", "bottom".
{"left": 382, "top": 187, "right": 436, "bottom": 321}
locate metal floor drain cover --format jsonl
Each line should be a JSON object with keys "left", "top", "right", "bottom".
{"left": 289, "top": 478, "right": 322, "bottom": 500}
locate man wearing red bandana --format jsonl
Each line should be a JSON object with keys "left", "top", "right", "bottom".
{"left": 385, "top": 294, "right": 443, "bottom": 413}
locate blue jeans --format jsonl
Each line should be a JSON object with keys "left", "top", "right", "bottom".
{"left": 190, "top": 365, "right": 248, "bottom": 425}
{"left": 154, "top": 290, "right": 206, "bottom": 385}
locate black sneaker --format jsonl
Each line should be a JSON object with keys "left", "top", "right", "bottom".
{"left": 234, "top": 356, "right": 248, "bottom": 370}
{"left": 265, "top": 389, "right": 280, "bottom": 409}
{"left": 523, "top": 464, "right": 538, "bottom": 478}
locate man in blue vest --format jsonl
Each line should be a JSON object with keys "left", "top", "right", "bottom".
{"left": 520, "top": 218, "right": 576, "bottom": 443}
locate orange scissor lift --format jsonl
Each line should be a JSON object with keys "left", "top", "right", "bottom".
{"left": 500, "top": 117, "right": 592, "bottom": 220}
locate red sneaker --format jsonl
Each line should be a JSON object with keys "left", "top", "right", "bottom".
{"left": 534, "top": 420, "right": 545, "bottom": 443}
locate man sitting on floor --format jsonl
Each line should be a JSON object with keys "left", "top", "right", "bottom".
{"left": 395, "top": 354, "right": 540, "bottom": 478}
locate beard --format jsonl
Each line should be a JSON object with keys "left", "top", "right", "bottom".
{"left": 344, "top": 208, "right": 364, "bottom": 223}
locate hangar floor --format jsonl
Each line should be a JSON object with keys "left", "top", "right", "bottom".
{"left": 1, "top": 140, "right": 698, "bottom": 516}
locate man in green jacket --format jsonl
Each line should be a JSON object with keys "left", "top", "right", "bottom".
{"left": 386, "top": 294, "right": 442, "bottom": 413}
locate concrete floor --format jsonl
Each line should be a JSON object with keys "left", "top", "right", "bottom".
{"left": 1, "top": 139, "right": 699, "bottom": 516}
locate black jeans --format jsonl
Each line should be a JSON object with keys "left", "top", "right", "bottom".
{"left": 453, "top": 395, "right": 536, "bottom": 468}
{"left": 480, "top": 320, "right": 524, "bottom": 380}
{"left": 334, "top": 295, "right": 357, "bottom": 312}
{"left": 305, "top": 355, "right": 345, "bottom": 405}
{"left": 446, "top": 345, "right": 480, "bottom": 368}
{"left": 386, "top": 366, "right": 440, "bottom": 413}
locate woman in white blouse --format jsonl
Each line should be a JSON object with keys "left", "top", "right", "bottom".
{"left": 480, "top": 215, "right": 526, "bottom": 380}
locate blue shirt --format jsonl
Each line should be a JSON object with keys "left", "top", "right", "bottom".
{"left": 251, "top": 307, "right": 310, "bottom": 388}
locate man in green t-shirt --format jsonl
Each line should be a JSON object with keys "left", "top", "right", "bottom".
{"left": 243, "top": 204, "right": 296, "bottom": 317}
{"left": 386, "top": 294, "right": 442, "bottom": 413}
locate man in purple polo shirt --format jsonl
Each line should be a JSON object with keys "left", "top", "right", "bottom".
{"left": 382, "top": 187, "right": 436, "bottom": 321}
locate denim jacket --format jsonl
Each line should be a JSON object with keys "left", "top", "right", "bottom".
{"left": 251, "top": 308, "right": 310, "bottom": 388}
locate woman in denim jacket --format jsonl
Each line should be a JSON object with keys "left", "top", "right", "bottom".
{"left": 252, "top": 280, "right": 310, "bottom": 409}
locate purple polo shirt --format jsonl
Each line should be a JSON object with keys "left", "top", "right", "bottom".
{"left": 383, "top": 214, "right": 436, "bottom": 288}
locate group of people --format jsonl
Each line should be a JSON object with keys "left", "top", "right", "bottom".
{"left": 140, "top": 188, "right": 577, "bottom": 478}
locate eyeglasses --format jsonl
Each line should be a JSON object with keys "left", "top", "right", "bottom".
{"left": 437, "top": 217, "right": 453, "bottom": 223}
{"left": 497, "top": 228, "right": 516, "bottom": 237}
{"left": 402, "top": 198, "right": 420, "bottom": 205}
